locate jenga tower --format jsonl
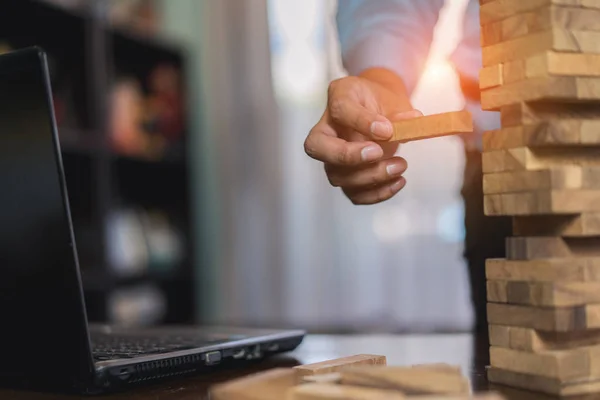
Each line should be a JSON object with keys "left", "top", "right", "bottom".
{"left": 478, "top": 0, "right": 600, "bottom": 396}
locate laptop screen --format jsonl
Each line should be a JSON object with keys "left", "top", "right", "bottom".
{"left": 0, "top": 48, "right": 93, "bottom": 380}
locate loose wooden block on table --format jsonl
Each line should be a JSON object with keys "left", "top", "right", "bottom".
{"left": 484, "top": 189, "right": 600, "bottom": 215}
{"left": 338, "top": 366, "right": 470, "bottom": 396}
{"left": 487, "top": 367, "right": 600, "bottom": 397}
{"left": 485, "top": 257, "right": 600, "bottom": 282}
{"left": 286, "top": 383, "right": 405, "bottom": 400}
{"left": 481, "top": 76, "right": 600, "bottom": 111}
{"left": 481, "top": 6, "right": 600, "bottom": 46}
{"left": 293, "top": 354, "right": 387, "bottom": 377}
{"left": 513, "top": 213, "right": 600, "bottom": 237}
{"left": 487, "top": 302, "right": 600, "bottom": 331}
{"left": 210, "top": 368, "right": 298, "bottom": 400}
{"left": 487, "top": 279, "right": 600, "bottom": 306}
{"left": 482, "top": 29, "right": 600, "bottom": 67}
{"left": 482, "top": 166, "right": 600, "bottom": 194}
{"left": 490, "top": 345, "right": 600, "bottom": 382}
{"left": 489, "top": 324, "right": 600, "bottom": 352}
{"left": 500, "top": 102, "right": 600, "bottom": 128}
{"left": 479, "top": 0, "right": 600, "bottom": 25}
{"left": 386, "top": 111, "right": 473, "bottom": 143}
{"left": 482, "top": 120, "right": 600, "bottom": 151}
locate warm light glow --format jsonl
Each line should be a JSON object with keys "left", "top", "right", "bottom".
{"left": 422, "top": 59, "right": 455, "bottom": 82}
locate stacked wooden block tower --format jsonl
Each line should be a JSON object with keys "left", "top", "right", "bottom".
{"left": 478, "top": 0, "right": 600, "bottom": 396}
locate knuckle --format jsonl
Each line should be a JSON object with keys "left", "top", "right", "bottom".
{"left": 329, "top": 98, "right": 345, "bottom": 120}
{"left": 303, "top": 133, "right": 317, "bottom": 158}
{"left": 336, "top": 145, "right": 352, "bottom": 165}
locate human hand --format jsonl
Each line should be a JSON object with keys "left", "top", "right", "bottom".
{"left": 304, "top": 68, "right": 422, "bottom": 205}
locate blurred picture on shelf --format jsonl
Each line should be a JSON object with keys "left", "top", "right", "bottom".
{"left": 109, "top": 64, "right": 184, "bottom": 160}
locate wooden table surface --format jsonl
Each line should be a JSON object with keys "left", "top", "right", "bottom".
{"left": 0, "top": 333, "right": 570, "bottom": 400}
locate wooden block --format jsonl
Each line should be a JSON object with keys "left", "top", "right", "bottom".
{"left": 210, "top": 368, "right": 298, "bottom": 400}
{"left": 487, "top": 279, "right": 600, "bottom": 306}
{"left": 482, "top": 148, "right": 600, "bottom": 174}
{"left": 513, "top": 213, "right": 600, "bottom": 237}
{"left": 485, "top": 257, "right": 600, "bottom": 282}
{"left": 487, "top": 367, "right": 600, "bottom": 396}
{"left": 409, "top": 363, "right": 463, "bottom": 374}
{"left": 286, "top": 383, "right": 405, "bottom": 400}
{"left": 387, "top": 111, "right": 472, "bottom": 143}
{"left": 490, "top": 345, "right": 600, "bottom": 382}
{"left": 481, "top": 6, "right": 600, "bottom": 46}
{"left": 301, "top": 373, "right": 342, "bottom": 385}
{"left": 489, "top": 325, "right": 600, "bottom": 352}
{"left": 506, "top": 237, "right": 600, "bottom": 260}
{"left": 484, "top": 190, "right": 600, "bottom": 215}
{"left": 482, "top": 167, "right": 597, "bottom": 194}
{"left": 293, "top": 354, "right": 386, "bottom": 377}
{"left": 481, "top": 76, "right": 600, "bottom": 111}
{"left": 480, "top": 0, "right": 600, "bottom": 25}
{"left": 482, "top": 120, "right": 600, "bottom": 151}
{"left": 487, "top": 302, "right": 600, "bottom": 332}
{"left": 502, "top": 59, "right": 527, "bottom": 84}
{"left": 338, "top": 366, "right": 470, "bottom": 395}
{"left": 480, "top": 64, "right": 503, "bottom": 89}
{"left": 482, "top": 29, "right": 600, "bottom": 67}
{"left": 500, "top": 102, "right": 600, "bottom": 128}
{"left": 527, "top": 52, "right": 600, "bottom": 79}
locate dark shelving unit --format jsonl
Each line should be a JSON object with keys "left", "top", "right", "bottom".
{"left": 0, "top": 0, "right": 195, "bottom": 325}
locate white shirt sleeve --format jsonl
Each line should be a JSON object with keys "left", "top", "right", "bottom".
{"left": 336, "top": 0, "right": 446, "bottom": 96}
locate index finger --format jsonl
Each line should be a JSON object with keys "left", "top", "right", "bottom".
{"left": 304, "top": 126, "right": 384, "bottom": 166}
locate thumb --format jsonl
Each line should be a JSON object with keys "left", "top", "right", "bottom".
{"left": 388, "top": 109, "right": 424, "bottom": 122}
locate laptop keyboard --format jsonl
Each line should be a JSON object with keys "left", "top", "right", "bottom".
{"left": 90, "top": 332, "right": 234, "bottom": 360}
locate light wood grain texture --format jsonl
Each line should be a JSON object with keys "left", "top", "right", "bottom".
{"left": 506, "top": 236, "right": 600, "bottom": 260}
{"left": 482, "top": 120, "right": 600, "bottom": 151}
{"left": 488, "top": 367, "right": 600, "bottom": 396}
{"left": 513, "top": 213, "right": 600, "bottom": 237}
{"left": 487, "top": 302, "right": 600, "bottom": 331}
{"left": 481, "top": 76, "right": 600, "bottom": 111}
{"left": 484, "top": 190, "right": 600, "bottom": 215}
{"left": 480, "top": 0, "right": 600, "bottom": 25}
{"left": 409, "top": 363, "right": 463, "bottom": 374}
{"left": 387, "top": 111, "right": 472, "bottom": 143}
{"left": 503, "top": 59, "right": 527, "bottom": 84}
{"left": 210, "top": 368, "right": 298, "bottom": 400}
{"left": 482, "top": 29, "right": 600, "bottom": 67}
{"left": 527, "top": 52, "right": 600, "bottom": 79}
{"left": 487, "top": 279, "right": 600, "bottom": 306}
{"left": 286, "top": 383, "right": 405, "bottom": 400}
{"left": 338, "top": 366, "right": 470, "bottom": 396}
{"left": 293, "top": 354, "right": 386, "bottom": 377}
{"left": 490, "top": 345, "right": 600, "bottom": 382}
{"left": 486, "top": 257, "right": 600, "bottom": 282}
{"left": 301, "top": 373, "right": 342, "bottom": 385}
{"left": 482, "top": 147, "right": 600, "bottom": 174}
{"left": 481, "top": 6, "right": 600, "bottom": 45}
{"left": 480, "top": 64, "right": 503, "bottom": 89}
{"left": 500, "top": 102, "right": 600, "bottom": 128}
{"left": 482, "top": 166, "right": 600, "bottom": 194}
{"left": 489, "top": 325, "right": 600, "bottom": 352}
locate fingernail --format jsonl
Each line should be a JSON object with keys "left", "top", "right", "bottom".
{"left": 370, "top": 119, "right": 393, "bottom": 139}
{"left": 361, "top": 145, "right": 383, "bottom": 162}
{"left": 390, "top": 178, "right": 405, "bottom": 192}
{"left": 386, "top": 163, "right": 405, "bottom": 176}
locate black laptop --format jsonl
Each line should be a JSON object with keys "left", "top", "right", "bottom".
{"left": 0, "top": 47, "right": 304, "bottom": 395}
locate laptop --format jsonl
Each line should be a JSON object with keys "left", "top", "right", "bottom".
{"left": 0, "top": 47, "right": 304, "bottom": 395}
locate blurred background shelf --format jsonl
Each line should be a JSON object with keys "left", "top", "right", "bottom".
{"left": 0, "top": 0, "right": 194, "bottom": 327}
